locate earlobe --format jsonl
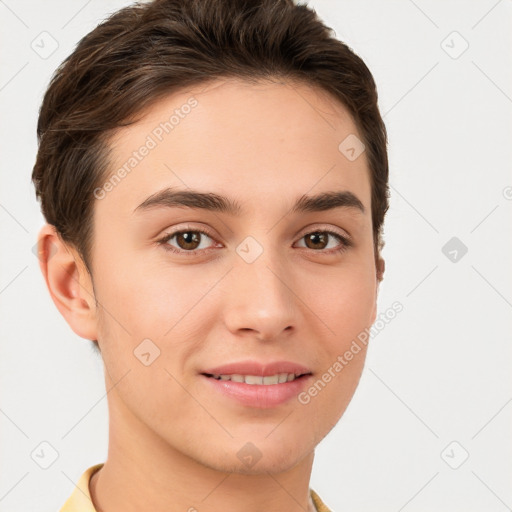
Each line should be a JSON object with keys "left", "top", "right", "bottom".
{"left": 37, "top": 224, "right": 98, "bottom": 341}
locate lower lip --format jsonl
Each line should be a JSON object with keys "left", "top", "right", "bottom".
{"left": 201, "top": 374, "right": 312, "bottom": 408}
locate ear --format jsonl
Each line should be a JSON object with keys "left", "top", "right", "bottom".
{"left": 370, "top": 256, "right": 385, "bottom": 325}
{"left": 36, "top": 224, "right": 98, "bottom": 341}
{"left": 376, "top": 256, "right": 385, "bottom": 284}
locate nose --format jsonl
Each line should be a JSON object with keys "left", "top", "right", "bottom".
{"left": 222, "top": 254, "right": 297, "bottom": 342}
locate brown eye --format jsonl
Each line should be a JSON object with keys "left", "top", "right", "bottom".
{"left": 295, "top": 230, "right": 351, "bottom": 254}
{"left": 160, "top": 229, "right": 217, "bottom": 253}
{"left": 304, "top": 232, "right": 329, "bottom": 250}
{"left": 175, "top": 231, "right": 201, "bottom": 250}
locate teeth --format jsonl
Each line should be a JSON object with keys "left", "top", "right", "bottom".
{"left": 278, "top": 373, "right": 288, "bottom": 384}
{"left": 211, "top": 373, "right": 299, "bottom": 385}
{"left": 245, "top": 375, "right": 263, "bottom": 385}
{"left": 263, "top": 375, "right": 279, "bottom": 385}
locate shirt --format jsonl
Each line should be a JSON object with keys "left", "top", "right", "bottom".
{"left": 59, "top": 463, "right": 332, "bottom": 512}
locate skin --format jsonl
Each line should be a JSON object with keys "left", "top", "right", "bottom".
{"left": 38, "top": 78, "right": 384, "bottom": 512}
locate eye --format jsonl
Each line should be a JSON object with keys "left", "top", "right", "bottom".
{"left": 294, "top": 230, "right": 352, "bottom": 254}
{"left": 158, "top": 228, "right": 219, "bottom": 254}
{"left": 157, "top": 227, "right": 352, "bottom": 256}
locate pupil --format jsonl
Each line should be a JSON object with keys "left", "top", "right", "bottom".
{"left": 306, "top": 232, "right": 327, "bottom": 249}
{"left": 178, "top": 231, "right": 200, "bottom": 250}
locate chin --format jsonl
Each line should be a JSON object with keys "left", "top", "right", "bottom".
{"left": 190, "top": 435, "right": 315, "bottom": 476}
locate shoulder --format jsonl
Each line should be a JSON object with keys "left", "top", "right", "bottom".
{"left": 59, "top": 463, "right": 104, "bottom": 512}
{"left": 310, "top": 488, "right": 334, "bottom": 512}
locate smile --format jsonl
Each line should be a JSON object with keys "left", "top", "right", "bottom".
{"left": 205, "top": 373, "right": 304, "bottom": 385}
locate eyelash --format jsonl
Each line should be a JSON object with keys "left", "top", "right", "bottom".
{"left": 157, "top": 225, "right": 353, "bottom": 256}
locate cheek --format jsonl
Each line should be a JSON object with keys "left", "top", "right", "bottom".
{"left": 304, "top": 264, "right": 376, "bottom": 342}
{"left": 95, "top": 252, "right": 216, "bottom": 339}
{"left": 92, "top": 253, "right": 222, "bottom": 402}
{"left": 293, "top": 263, "right": 375, "bottom": 420}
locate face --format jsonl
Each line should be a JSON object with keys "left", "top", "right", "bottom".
{"left": 84, "top": 78, "right": 380, "bottom": 474}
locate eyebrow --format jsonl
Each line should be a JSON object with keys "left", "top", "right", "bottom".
{"left": 134, "top": 187, "right": 365, "bottom": 215}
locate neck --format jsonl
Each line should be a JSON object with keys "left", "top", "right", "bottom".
{"left": 90, "top": 381, "right": 315, "bottom": 512}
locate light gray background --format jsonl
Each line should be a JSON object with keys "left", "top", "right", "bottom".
{"left": 1, "top": 1, "right": 511, "bottom": 511}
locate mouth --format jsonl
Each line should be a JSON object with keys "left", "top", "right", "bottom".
{"left": 199, "top": 361, "right": 313, "bottom": 408}
{"left": 202, "top": 372, "right": 309, "bottom": 385}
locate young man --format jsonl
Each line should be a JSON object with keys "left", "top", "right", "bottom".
{"left": 33, "top": 0, "right": 388, "bottom": 510}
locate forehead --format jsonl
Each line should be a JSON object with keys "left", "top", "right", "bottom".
{"left": 99, "top": 78, "right": 371, "bottom": 219}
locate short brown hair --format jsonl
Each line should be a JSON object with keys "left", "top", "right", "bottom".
{"left": 32, "top": 0, "right": 389, "bottom": 273}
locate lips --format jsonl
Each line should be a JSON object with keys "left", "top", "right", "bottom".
{"left": 201, "top": 360, "right": 312, "bottom": 378}
{"left": 200, "top": 360, "right": 313, "bottom": 408}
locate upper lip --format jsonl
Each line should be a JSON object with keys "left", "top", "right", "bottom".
{"left": 201, "top": 360, "right": 312, "bottom": 377}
